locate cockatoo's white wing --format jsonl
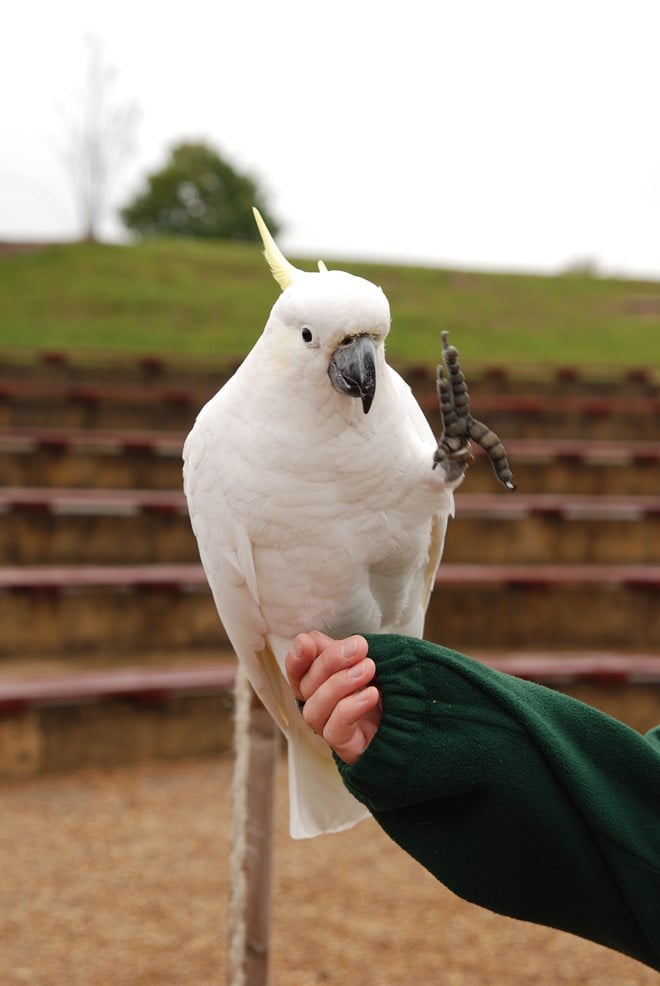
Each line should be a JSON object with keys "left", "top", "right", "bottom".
{"left": 386, "top": 365, "right": 455, "bottom": 625}
{"left": 183, "top": 407, "right": 370, "bottom": 839}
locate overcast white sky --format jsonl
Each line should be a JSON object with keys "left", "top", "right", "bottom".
{"left": 3, "top": 0, "right": 660, "bottom": 277}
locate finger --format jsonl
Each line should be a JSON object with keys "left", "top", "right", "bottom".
{"left": 323, "top": 686, "right": 382, "bottom": 764}
{"left": 299, "top": 634, "right": 369, "bottom": 702}
{"left": 285, "top": 632, "right": 319, "bottom": 700}
{"left": 302, "top": 657, "right": 375, "bottom": 735}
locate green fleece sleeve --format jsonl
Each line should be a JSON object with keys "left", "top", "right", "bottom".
{"left": 334, "top": 634, "right": 660, "bottom": 972}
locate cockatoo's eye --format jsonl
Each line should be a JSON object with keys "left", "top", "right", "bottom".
{"left": 301, "top": 327, "right": 313, "bottom": 344}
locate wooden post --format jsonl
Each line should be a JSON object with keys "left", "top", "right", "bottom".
{"left": 228, "top": 664, "right": 279, "bottom": 986}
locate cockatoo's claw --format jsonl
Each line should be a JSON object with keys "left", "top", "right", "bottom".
{"left": 434, "top": 332, "right": 517, "bottom": 492}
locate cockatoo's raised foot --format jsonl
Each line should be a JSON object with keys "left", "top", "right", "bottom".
{"left": 432, "top": 331, "right": 516, "bottom": 491}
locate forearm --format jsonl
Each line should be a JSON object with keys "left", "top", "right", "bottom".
{"left": 335, "top": 635, "right": 660, "bottom": 971}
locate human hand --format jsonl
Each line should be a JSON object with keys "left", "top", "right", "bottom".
{"left": 285, "top": 631, "right": 382, "bottom": 764}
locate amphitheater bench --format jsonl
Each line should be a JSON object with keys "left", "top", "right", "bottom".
{"left": 0, "top": 426, "right": 184, "bottom": 459}
{"left": 0, "top": 564, "right": 208, "bottom": 592}
{"left": 471, "top": 437, "right": 660, "bottom": 466}
{"left": 0, "top": 487, "right": 188, "bottom": 516}
{"left": 0, "top": 664, "right": 236, "bottom": 714}
{"left": 0, "top": 379, "right": 658, "bottom": 418}
{"left": 434, "top": 563, "right": 660, "bottom": 589}
{"left": 1, "top": 487, "right": 659, "bottom": 523}
{"left": 2, "top": 430, "right": 657, "bottom": 489}
{"left": 478, "top": 652, "right": 660, "bottom": 684}
{"left": 454, "top": 492, "right": 660, "bottom": 521}
{"left": 0, "top": 563, "right": 658, "bottom": 595}
{"left": 0, "top": 380, "right": 207, "bottom": 408}
{"left": 418, "top": 391, "right": 660, "bottom": 418}
{"left": 0, "top": 654, "right": 658, "bottom": 717}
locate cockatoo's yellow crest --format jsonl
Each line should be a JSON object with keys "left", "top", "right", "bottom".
{"left": 252, "top": 207, "right": 329, "bottom": 290}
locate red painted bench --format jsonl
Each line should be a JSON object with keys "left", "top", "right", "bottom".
{"left": 453, "top": 492, "right": 660, "bottom": 521}
{"left": 1, "top": 428, "right": 657, "bottom": 465}
{"left": 475, "top": 652, "right": 660, "bottom": 683}
{"left": 0, "top": 653, "right": 658, "bottom": 716}
{"left": 0, "top": 562, "right": 658, "bottom": 594}
{"left": 472, "top": 436, "right": 660, "bottom": 466}
{"left": 0, "top": 563, "right": 207, "bottom": 592}
{"left": 0, "top": 664, "right": 235, "bottom": 713}
{"left": 0, "top": 380, "right": 207, "bottom": 408}
{"left": 0, "top": 487, "right": 188, "bottom": 515}
{"left": 8, "top": 352, "right": 655, "bottom": 389}
{"left": 0, "top": 379, "right": 657, "bottom": 418}
{"left": 0, "top": 426, "right": 183, "bottom": 457}
{"left": 404, "top": 362, "right": 657, "bottom": 389}
{"left": 434, "top": 563, "right": 660, "bottom": 588}
{"left": 417, "top": 391, "right": 660, "bottom": 419}
{"left": 2, "top": 486, "right": 658, "bottom": 523}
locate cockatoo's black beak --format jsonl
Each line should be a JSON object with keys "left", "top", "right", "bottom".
{"left": 327, "top": 333, "right": 377, "bottom": 414}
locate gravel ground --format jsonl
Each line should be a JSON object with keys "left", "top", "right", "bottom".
{"left": 0, "top": 755, "right": 657, "bottom": 986}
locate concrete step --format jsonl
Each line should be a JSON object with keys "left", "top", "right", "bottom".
{"left": 0, "top": 563, "right": 658, "bottom": 658}
{"left": 3, "top": 487, "right": 659, "bottom": 565}
{"left": 0, "top": 651, "right": 658, "bottom": 779}
{"left": 1, "top": 428, "right": 658, "bottom": 494}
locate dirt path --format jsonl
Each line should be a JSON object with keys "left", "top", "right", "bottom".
{"left": 1, "top": 755, "right": 656, "bottom": 985}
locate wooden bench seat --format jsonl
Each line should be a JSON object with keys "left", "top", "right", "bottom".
{"left": 434, "top": 563, "right": 660, "bottom": 588}
{"left": 1, "top": 652, "right": 657, "bottom": 719}
{"left": 2, "top": 428, "right": 656, "bottom": 492}
{"left": 0, "top": 426, "right": 183, "bottom": 456}
{"left": 0, "top": 378, "right": 656, "bottom": 417}
{"left": 1, "top": 561, "right": 658, "bottom": 592}
{"left": 1, "top": 379, "right": 657, "bottom": 438}
{"left": 0, "top": 663, "right": 235, "bottom": 713}
{"left": 2, "top": 490, "right": 659, "bottom": 566}
{"left": 1, "top": 650, "right": 655, "bottom": 778}
{"left": 0, "top": 562, "right": 207, "bottom": 591}
{"left": 1, "top": 429, "right": 656, "bottom": 469}
{"left": 0, "top": 487, "right": 188, "bottom": 516}
{"left": 0, "top": 562, "right": 656, "bottom": 655}
{"left": 1, "top": 485, "right": 658, "bottom": 521}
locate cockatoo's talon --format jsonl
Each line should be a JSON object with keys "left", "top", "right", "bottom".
{"left": 436, "top": 331, "right": 516, "bottom": 492}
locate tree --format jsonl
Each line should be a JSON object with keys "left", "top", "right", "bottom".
{"left": 120, "top": 142, "right": 280, "bottom": 241}
{"left": 61, "top": 35, "right": 139, "bottom": 242}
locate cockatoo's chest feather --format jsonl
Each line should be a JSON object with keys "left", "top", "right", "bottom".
{"left": 184, "top": 363, "right": 451, "bottom": 638}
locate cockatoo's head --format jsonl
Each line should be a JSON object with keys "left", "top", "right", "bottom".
{"left": 253, "top": 208, "right": 391, "bottom": 414}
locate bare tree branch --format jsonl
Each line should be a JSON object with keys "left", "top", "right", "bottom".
{"left": 60, "top": 35, "right": 139, "bottom": 242}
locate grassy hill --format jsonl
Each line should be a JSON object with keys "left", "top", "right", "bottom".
{"left": 1, "top": 239, "right": 659, "bottom": 372}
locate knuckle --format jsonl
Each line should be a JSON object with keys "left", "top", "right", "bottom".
{"left": 301, "top": 701, "right": 317, "bottom": 732}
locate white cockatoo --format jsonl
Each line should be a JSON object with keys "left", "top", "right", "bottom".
{"left": 183, "top": 210, "right": 473, "bottom": 839}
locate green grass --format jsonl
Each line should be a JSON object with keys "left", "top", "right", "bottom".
{"left": 1, "top": 239, "right": 659, "bottom": 371}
